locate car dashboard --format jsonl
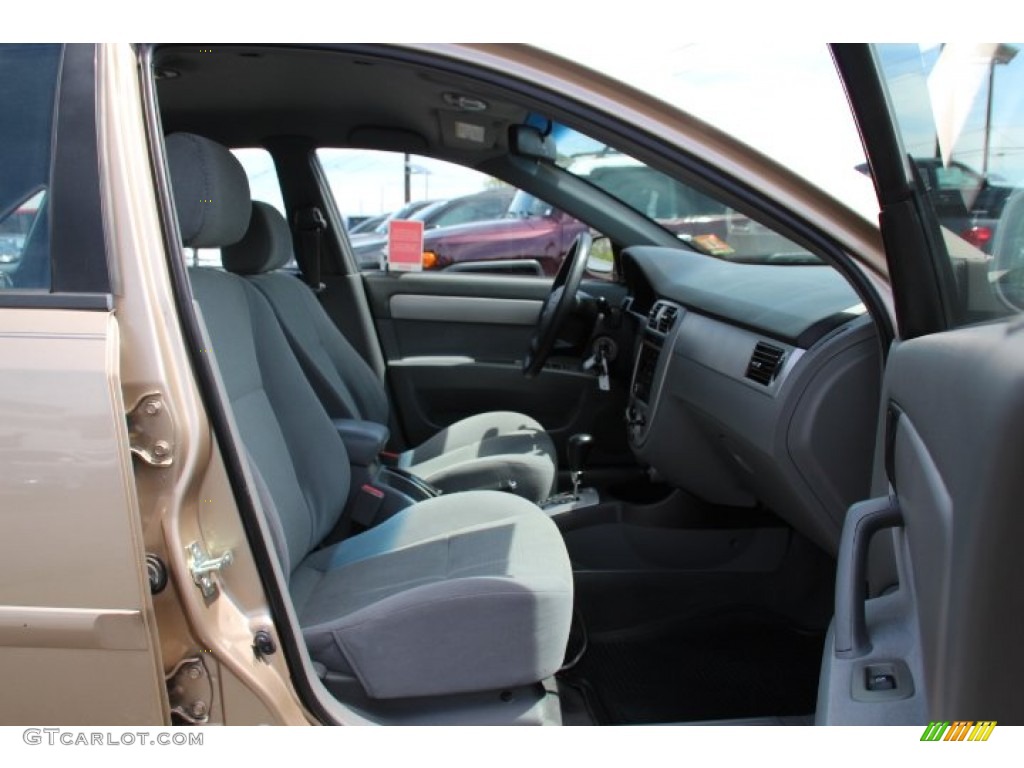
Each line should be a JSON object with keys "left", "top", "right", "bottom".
{"left": 620, "top": 246, "right": 882, "bottom": 554}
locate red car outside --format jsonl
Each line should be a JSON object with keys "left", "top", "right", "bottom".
{"left": 419, "top": 191, "right": 589, "bottom": 275}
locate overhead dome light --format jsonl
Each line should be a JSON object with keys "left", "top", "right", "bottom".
{"left": 442, "top": 92, "right": 488, "bottom": 112}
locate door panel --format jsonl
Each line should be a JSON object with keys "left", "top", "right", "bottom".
{"left": 389, "top": 360, "right": 595, "bottom": 445}
{"left": 888, "top": 325, "right": 1024, "bottom": 720}
{"left": 820, "top": 323, "right": 1024, "bottom": 724}
{"left": 362, "top": 270, "right": 631, "bottom": 462}
{"left": 389, "top": 294, "right": 543, "bottom": 326}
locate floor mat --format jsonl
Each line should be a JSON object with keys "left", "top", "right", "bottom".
{"left": 558, "top": 611, "right": 825, "bottom": 725}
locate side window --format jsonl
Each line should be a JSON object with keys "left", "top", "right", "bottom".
{"left": 0, "top": 44, "right": 61, "bottom": 290}
{"left": 317, "top": 148, "right": 597, "bottom": 277}
{"left": 877, "top": 43, "right": 1024, "bottom": 322}
{"left": 190, "top": 147, "right": 285, "bottom": 267}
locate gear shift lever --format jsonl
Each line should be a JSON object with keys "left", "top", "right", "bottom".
{"left": 567, "top": 433, "right": 594, "bottom": 499}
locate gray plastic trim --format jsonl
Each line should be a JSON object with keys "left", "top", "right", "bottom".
{"left": 389, "top": 294, "right": 542, "bottom": 325}
{"left": 628, "top": 308, "right": 880, "bottom": 549}
{"left": 816, "top": 531, "right": 928, "bottom": 725}
{"left": 0, "top": 292, "right": 113, "bottom": 310}
{"left": 673, "top": 312, "right": 805, "bottom": 395}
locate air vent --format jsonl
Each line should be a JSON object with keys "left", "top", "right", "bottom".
{"left": 647, "top": 302, "right": 679, "bottom": 334}
{"left": 746, "top": 342, "right": 785, "bottom": 385}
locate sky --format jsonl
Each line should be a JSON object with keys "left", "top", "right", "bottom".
{"left": 538, "top": 42, "right": 880, "bottom": 219}
{"left": 878, "top": 43, "right": 1024, "bottom": 183}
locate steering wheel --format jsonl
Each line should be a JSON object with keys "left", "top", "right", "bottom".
{"left": 523, "top": 231, "right": 592, "bottom": 377}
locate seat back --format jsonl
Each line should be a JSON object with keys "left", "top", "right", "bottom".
{"left": 167, "top": 133, "right": 351, "bottom": 573}
{"left": 223, "top": 202, "right": 390, "bottom": 424}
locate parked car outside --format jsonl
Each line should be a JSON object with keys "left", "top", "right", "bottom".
{"left": 356, "top": 188, "right": 590, "bottom": 274}
{"left": 353, "top": 187, "right": 516, "bottom": 267}
{"left": 413, "top": 189, "right": 590, "bottom": 274}
{"left": 347, "top": 212, "right": 389, "bottom": 235}
{"left": 0, "top": 191, "right": 44, "bottom": 281}
{"left": 414, "top": 186, "right": 515, "bottom": 229}
{"left": 347, "top": 198, "right": 441, "bottom": 246}
{"left": 857, "top": 158, "right": 1014, "bottom": 253}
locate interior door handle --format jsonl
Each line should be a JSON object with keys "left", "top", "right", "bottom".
{"left": 834, "top": 495, "right": 904, "bottom": 658}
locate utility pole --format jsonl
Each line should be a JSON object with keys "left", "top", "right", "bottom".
{"left": 403, "top": 153, "right": 411, "bottom": 203}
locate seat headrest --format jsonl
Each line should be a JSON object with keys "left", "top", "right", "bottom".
{"left": 223, "top": 202, "right": 294, "bottom": 275}
{"left": 165, "top": 132, "right": 251, "bottom": 248}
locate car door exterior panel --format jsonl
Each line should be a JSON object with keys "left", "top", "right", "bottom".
{"left": 0, "top": 311, "right": 168, "bottom": 724}
{"left": 0, "top": 43, "right": 169, "bottom": 725}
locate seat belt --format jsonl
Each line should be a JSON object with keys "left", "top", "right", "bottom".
{"left": 294, "top": 207, "right": 327, "bottom": 293}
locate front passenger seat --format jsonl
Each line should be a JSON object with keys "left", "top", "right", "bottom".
{"left": 222, "top": 199, "right": 558, "bottom": 503}
{"left": 164, "top": 132, "right": 573, "bottom": 705}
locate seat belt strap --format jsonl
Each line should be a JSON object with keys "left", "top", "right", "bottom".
{"left": 294, "top": 207, "right": 327, "bottom": 293}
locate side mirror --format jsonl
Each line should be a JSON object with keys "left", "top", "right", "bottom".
{"left": 585, "top": 235, "right": 615, "bottom": 277}
{"left": 992, "top": 190, "right": 1024, "bottom": 309}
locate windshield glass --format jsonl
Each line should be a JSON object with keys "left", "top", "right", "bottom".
{"left": 533, "top": 117, "right": 820, "bottom": 264}
{"left": 876, "top": 43, "right": 1024, "bottom": 317}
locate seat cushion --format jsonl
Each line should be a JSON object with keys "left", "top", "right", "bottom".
{"left": 292, "top": 491, "right": 573, "bottom": 699}
{"left": 407, "top": 411, "right": 557, "bottom": 502}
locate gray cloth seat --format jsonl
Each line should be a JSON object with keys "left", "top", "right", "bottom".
{"left": 166, "top": 132, "right": 572, "bottom": 700}
{"left": 222, "top": 201, "right": 557, "bottom": 503}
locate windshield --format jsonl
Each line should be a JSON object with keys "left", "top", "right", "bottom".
{"left": 534, "top": 117, "right": 821, "bottom": 264}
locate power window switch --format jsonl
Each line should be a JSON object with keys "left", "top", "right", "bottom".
{"left": 866, "top": 672, "right": 896, "bottom": 691}
{"left": 853, "top": 661, "right": 913, "bottom": 702}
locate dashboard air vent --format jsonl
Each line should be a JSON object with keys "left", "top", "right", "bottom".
{"left": 746, "top": 342, "right": 785, "bottom": 385}
{"left": 647, "top": 302, "right": 679, "bottom": 334}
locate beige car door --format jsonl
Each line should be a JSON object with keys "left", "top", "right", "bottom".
{"left": 0, "top": 44, "right": 167, "bottom": 725}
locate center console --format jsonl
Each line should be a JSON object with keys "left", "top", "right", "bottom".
{"left": 627, "top": 300, "right": 684, "bottom": 447}
{"left": 334, "top": 418, "right": 440, "bottom": 528}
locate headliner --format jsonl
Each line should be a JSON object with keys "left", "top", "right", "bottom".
{"left": 155, "top": 45, "right": 533, "bottom": 167}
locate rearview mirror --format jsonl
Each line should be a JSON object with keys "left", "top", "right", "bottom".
{"left": 509, "top": 125, "right": 556, "bottom": 162}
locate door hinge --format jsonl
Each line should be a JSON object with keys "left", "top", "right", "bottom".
{"left": 126, "top": 392, "right": 174, "bottom": 467}
{"left": 166, "top": 655, "right": 214, "bottom": 725}
{"left": 187, "top": 541, "right": 233, "bottom": 599}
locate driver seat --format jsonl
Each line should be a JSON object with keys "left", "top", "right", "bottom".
{"left": 223, "top": 198, "right": 557, "bottom": 503}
